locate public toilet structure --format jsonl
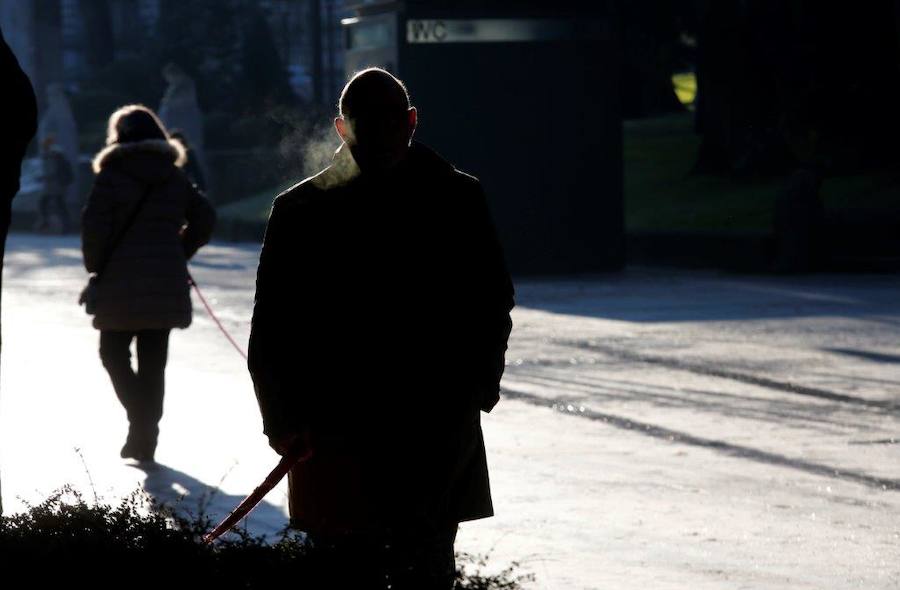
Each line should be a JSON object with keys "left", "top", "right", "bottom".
{"left": 342, "top": 1, "right": 623, "bottom": 274}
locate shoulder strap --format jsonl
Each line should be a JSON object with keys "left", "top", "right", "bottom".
{"left": 94, "top": 182, "right": 155, "bottom": 280}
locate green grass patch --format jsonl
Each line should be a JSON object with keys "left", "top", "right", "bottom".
{"left": 625, "top": 113, "right": 900, "bottom": 233}
{"left": 216, "top": 180, "right": 297, "bottom": 224}
{"left": 625, "top": 114, "right": 779, "bottom": 232}
{"left": 820, "top": 172, "right": 900, "bottom": 209}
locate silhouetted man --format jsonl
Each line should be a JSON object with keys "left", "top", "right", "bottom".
{"left": 249, "top": 68, "right": 514, "bottom": 589}
{"left": 0, "top": 29, "right": 38, "bottom": 515}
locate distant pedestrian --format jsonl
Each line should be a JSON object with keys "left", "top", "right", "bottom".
{"left": 81, "top": 105, "right": 216, "bottom": 462}
{"left": 35, "top": 135, "right": 74, "bottom": 233}
{"left": 169, "top": 129, "right": 207, "bottom": 193}
{"left": 249, "top": 68, "right": 514, "bottom": 589}
{"left": 38, "top": 83, "right": 80, "bottom": 221}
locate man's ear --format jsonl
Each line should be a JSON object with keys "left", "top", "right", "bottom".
{"left": 408, "top": 107, "right": 418, "bottom": 138}
{"left": 335, "top": 116, "right": 350, "bottom": 142}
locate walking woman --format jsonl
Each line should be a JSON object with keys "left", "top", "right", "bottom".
{"left": 82, "top": 105, "right": 215, "bottom": 462}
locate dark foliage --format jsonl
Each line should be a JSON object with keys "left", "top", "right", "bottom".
{"left": 693, "top": 0, "right": 900, "bottom": 176}
{"left": 619, "top": 0, "right": 697, "bottom": 119}
{"left": 72, "top": 0, "right": 304, "bottom": 151}
{"left": 0, "top": 487, "right": 531, "bottom": 590}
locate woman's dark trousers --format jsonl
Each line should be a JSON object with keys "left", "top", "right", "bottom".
{"left": 99, "top": 329, "right": 170, "bottom": 460}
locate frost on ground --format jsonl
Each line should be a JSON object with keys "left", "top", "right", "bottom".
{"left": 1, "top": 234, "right": 898, "bottom": 589}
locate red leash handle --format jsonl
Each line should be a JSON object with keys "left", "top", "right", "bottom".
{"left": 203, "top": 449, "right": 312, "bottom": 544}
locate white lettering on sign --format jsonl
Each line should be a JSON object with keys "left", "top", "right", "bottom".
{"left": 406, "top": 19, "right": 608, "bottom": 44}
{"left": 407, "top": 20, "right": 448, "bottom": 43}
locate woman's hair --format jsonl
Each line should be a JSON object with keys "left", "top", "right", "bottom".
{"left": 105, "top": 104, "right": 169, "bottom": 145}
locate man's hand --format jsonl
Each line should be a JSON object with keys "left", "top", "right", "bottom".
{"left": 269, "top": 429, "right": 313, "bottom": 458}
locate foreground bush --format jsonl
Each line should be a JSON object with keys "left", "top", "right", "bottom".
{"left": 0, "top": 488, "right": 531, "bottom": 589}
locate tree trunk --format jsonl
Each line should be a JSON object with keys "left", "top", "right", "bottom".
{"left": 693, "top": 0, "right": 794, "bottom": 175}
{"left": 310, "top": 0, "right": 323, "bottom": 105}
{"left": 32, "top": 0, "right": 63, "bottom": 108}
{"left": 78, "top": 0, "right": 114, "bottom": 68}
{"left": 620, "top": 0, "right": 686, "bottom": 119}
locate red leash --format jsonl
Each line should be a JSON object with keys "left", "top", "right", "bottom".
{"left": 203, "top": 448, "right": 311, "bottom": 544}
{"left": 188, "top": 272, "right": 309, "bottom": 543}
{"left": 188, "top": 273, "right": 248, "bottom": 360}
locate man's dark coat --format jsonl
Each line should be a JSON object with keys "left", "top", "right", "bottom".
{"left": 249, "top": 142, "right": 514, "bottom": 533}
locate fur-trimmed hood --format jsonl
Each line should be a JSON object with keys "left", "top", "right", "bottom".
{"left": 92, "top": 138, "right": 187, "bottom": 175}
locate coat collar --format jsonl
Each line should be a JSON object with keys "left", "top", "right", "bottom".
{"left": 310, "top": 141, "right": 453, "bottom": 190}
{"left": 92, "top": 138, "right": 186, "bottom": 174}
{"left": 310, "top": 143, "right": 362, "bottom": 190}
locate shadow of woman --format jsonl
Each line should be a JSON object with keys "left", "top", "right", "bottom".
{"left": 129, "top": 461, "right": 292, "bottom": 541}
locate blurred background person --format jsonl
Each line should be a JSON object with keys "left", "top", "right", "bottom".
{"left": 38, "top": 83, "right": 80, "bottom": 227}
{"left": 81, "top": 104, "right": 215, "bottom": 463}
{"left": 169, "top": 129, "right": 207, "bottom": 193}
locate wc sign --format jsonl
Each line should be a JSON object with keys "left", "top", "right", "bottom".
{"left": 406, "top": 19, "right": 595, "bottom": 44}
{"left": 407, "top": 20, "right": 449, "bottom": 43}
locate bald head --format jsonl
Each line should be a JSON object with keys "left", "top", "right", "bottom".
{"left": 335, "top": 68, "right": 417, "bottom": 173}
{"left": 339, "top": 68, "right": 410, "bottom": 120}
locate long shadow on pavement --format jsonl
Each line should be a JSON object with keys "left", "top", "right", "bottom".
{"left": 560, "top": 340, "right": 900, "bottom": 411}
{"left": 826, "top": 348, "right": 900, "bottom": 365}
{"left": 515, "top": 273, "right": 900, "bottom": 323}
{"left": 507, "top": 368, "right": 879, "bottom": 434}
{"left": 501, "top": 386, "right": 900, "bottom": 492}
{"left": 130, "top": 462, "right": 290, "bottom": 540}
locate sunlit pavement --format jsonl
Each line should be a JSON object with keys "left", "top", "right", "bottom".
{"left": 2, "top": 234, "right": 899, "bottom": 589}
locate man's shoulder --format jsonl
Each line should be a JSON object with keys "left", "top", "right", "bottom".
{"left": 439, "top": 165, "right": 485, "bottom": 206}
{"left": 271, "top": 174, "right": 329, "bottom": 212}
{"left": 450, "top": 167, "right": 481, "bottom": 192}
{"left": 413, "top": 142, "right": 482, "bottom": 193}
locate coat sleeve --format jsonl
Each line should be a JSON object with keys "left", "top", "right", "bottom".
{"left": 81, "top": 169, "right": 118, "bottom": 273}
{"left": 248, "top": 194, "right": 304, "bottom": 439}
{"left": 182, "top": 182, "right": 216, "bottom": 259}
{"left": 468, "top": 180, "right": 515, "bottom": 412}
